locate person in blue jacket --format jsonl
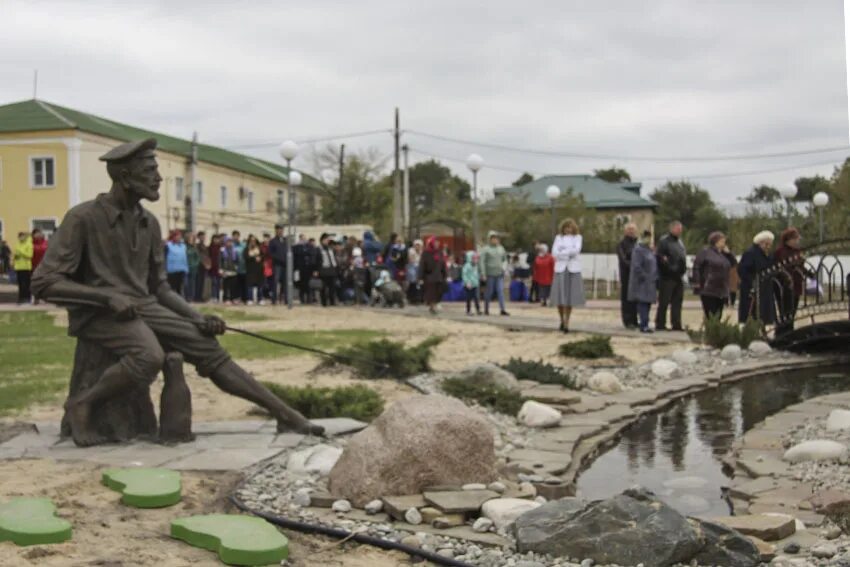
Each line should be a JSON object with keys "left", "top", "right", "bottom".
{"left": 362, "top": 231, "right": 383, "bottom": 265}
{"left": 165, "top": 230, "right": 189, "bottom": 295}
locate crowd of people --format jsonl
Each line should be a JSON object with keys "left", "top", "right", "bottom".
{"left": 617, "top": 220, "right": 812, "bottom": 334}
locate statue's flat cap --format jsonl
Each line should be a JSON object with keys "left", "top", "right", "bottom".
{"left": 99, "top": 138, "right": 158, "bottom": 163}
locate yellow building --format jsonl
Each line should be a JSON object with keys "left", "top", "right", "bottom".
{"left": 0, "top": 99, "right": 325, "bottom": 243}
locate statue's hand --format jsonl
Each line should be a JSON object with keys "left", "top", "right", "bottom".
{"left": 198, "top": 314, "right": 226, "bottom": 336}
{"left": 107, "top": 295, "right": 137, "bottom": 321}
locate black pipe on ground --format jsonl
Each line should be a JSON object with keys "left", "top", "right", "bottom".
{"left": 228, "top": 489, "right": 476, "bottom": 567}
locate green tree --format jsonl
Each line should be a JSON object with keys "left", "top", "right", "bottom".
{"left": 512, "top": 172, "right": 534, "bottom": 186}
{"left": 594, "top": 166, "right": 631, "bottom": 183}
{"left": 402, "top": 159, "right": 472, "bottom": 238}
{"left": 742, "top": 184, "right": 781, "bottom": 204}
{"left": 649, "top": 180, "right": 727, "bottom": 250}
{"left": 794, "top": 175, "right": 830, "bottom": 202}
{"left": 311, "top": 144, "right": 391, "bottom": 227}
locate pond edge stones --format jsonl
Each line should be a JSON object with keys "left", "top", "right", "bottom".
{"left": 783, "top": 440, "right": 848, "bottom": 463}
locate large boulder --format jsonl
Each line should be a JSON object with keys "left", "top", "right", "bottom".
{"left": 480, "top": 497, "right": 542, "bottom": 531}
{"left": 518, "top": 401, "right": 561, "bottom": 428}
{"left": 514, "top": 488, "right": 702, "bottom": 566}
{"left": 651, "top": 359, "right": 680, "bottom": 379}
{"left": 721, "top": 344, "right": 743, "bottom": 361}
{"left": 455, "top": 363, "right": 519, "bottom": 390}
{"left": 672, "top": 350, "right": 698, "bottom": 365}
{"left": 747, "top": 341, "right": 772, "bottom": 357}
{"left": 327, "top": 395, "right": 497, "bottom": 506}
{"left": 783, "top": 440, "right": 847, "bottom": 463}
{"left": 514, "top": 488, "right": 759, "bottom": 567}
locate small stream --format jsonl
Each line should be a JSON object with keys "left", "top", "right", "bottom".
{"left": 576, "top": 365, "right": 850, "bottom": 517}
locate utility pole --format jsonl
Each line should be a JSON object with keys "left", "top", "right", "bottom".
{"left": 402, "top": 144, "right": 410, "bottom": 240}
{"left": 338, "top": 144, "right": 345, "bottom": 224}
{"left": 33, "top": 70, "right": 38, "bottom": 99}
{"left": 392, "top": 107, "right": 402, "bottom": 234}
{"left": 187, "top": 132, "right": 198, "bottom": 232}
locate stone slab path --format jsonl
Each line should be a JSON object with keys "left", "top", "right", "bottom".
{"left": 0, "top": 418, "right": 364, "bottom": 472}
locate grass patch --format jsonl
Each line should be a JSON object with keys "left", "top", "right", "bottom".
{"left": 559, "top": 335, "right": 615, "bottom": 359}
{"left": 262, "top": 382, "right": 384, "bottom": 422}
{"left": 220, "top": 329, "right": 383, "bottom": 360}
{"left": 688, "top": 314, "right": 762, "bottom": 349}
{"left": 327, "top": 336, "right": 444, "bottom": 379}
{"left": 0, "top": 312, "right": 75, "bottom": 415}
{"left": 198, "top": 306, "right": 270, "bottom": 322}
{"left": 500, "top": 358, "right": 580, "bottom": 390}
{"left": 441, "top": 378, "right": 525, "bottom": 415}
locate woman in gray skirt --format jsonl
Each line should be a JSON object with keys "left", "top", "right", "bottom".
{"left": 551, "top": 218, "right": 585, "bottom": 333}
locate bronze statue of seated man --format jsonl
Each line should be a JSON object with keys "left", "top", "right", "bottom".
{"left": 32, "top": 138, "right": 323, "bottom": 446}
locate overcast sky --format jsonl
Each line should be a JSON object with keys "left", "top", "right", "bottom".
{"left": 2, "top": 0, "right": 848, "bottom": 204}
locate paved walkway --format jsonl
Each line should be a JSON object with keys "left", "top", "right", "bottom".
{"left": 0, "top": 418, "right": 364, "bottom": 471}
{"left": 402, "top": 303, "right": 695, "bottom": 342}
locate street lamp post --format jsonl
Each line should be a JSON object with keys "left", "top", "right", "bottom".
{"left": 813, "top": 191, "right": 829, "bottom": 243}
{"left": 466, "top": 153, "right": 483, "bottom": 249}
{"left": 279, "top": 140, "right": 299, "bottom": 309}
{"left": 545, "top": 185, "right": 561, "bottom": 237}
{"left": 780, "top": 185, "right": 797, "bottom": 227}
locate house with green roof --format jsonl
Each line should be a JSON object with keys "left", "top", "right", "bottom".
{"left": 0, "top": 99, "right": 325, "bottom": 241}
{"left": 487, "top": 174, "right": 657, "bottom": 232}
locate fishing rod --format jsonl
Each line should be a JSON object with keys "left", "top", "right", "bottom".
{"left": 43, "top": 296, "right": 391, "bottom": 375}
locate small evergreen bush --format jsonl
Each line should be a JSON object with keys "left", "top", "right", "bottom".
{"left": 559, "top": 336, "right": 615, "bottom": 359}
{"left": 441, "top": 377, "right": 525, "bottom": 415}
{"left": 262, "top": 382, "right": 384, "bottom": 422}
{"left": 500, "top": 358, "right": 580, "bottom": 390}
{"left": 697, "top": 314, "right": 763, "bottom": 349}
{"left": 328, "top": 336, "right": 444, "bottom": 379}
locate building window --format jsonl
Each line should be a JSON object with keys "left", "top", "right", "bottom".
{"left": 220, "top": 186, "right": 227, "bottom": 208}
{"left": 31, "top": 157, "right": 55, "bottom": 188}
{"left": 0, "top": 219, "right": 4, "bottom": 241}
{"left": 175, "top": 177, "right": 184, "bottom": 201}
{"left": 195, "top": 181, "right": 203, "bottom": 205}
{"left": 31, "top": 218, "right": 58, "bottom": 238}
{"left": 247, "top": 191, "right": 255, "bottom": 213}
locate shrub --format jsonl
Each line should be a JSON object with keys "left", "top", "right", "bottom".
{"left": 697, "top": 314, "right": 763, "bottom": 349}
{"left": 500, "top": 358, "right": 580, "bottom": 390}
{"left": 328, "top": 336, "right": 444, "bottom": 379}
{"left": 262, "top": 382, "right": 384, "bottom": 422}
{"left": 559, "top": 336, "right": 614, "bottom": 359}
{"left": 441, "top": 377, "right": 525, "bottom": 415}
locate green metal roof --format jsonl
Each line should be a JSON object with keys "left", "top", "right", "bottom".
{"left": 0, "top": 99, "right": 324, "bottom": 190}
{"left": 490, "top": 174, "right": 656, "bottom": 209}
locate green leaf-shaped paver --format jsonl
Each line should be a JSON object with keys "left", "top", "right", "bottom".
{"left": 0, "top": 498, "right": 72, "bottom": 546}
{"left": 171, "top": 514, "right": 289, "bottom": 566}
{"left": 102, "top": 468, "right": 182, "bottom": 508}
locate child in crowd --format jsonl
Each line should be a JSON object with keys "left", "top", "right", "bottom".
{"left": 462, "top": 251, "right": 482, "bottom": 316}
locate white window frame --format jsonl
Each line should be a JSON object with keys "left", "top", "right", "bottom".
{"left": 220, "top": 185, "right": 227, "bottom": 208}
{"left": 30, "top": 155, "right": 56, "bottom": 189}
{"left": 247, "top": 190, "right": 255, "bottom": 213}
{"left": 195, "top": 180, "right": 203, "bottom": 205}
{"left": 175, "top": 177, "right": 184, "bottom": 201}
{"left": 30, "top": 217, "right": 59, "bottom": 238}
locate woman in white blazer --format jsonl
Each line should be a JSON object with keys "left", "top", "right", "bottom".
{"left": 551, "top": 218, "right": 585, "bottom": 332}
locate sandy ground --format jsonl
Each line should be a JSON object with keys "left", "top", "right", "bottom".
{"left": 18, "top": 304, "right": 689, "bottom": 424}
{"left": 0, "top": 459, "right": 409, "bottom": 567}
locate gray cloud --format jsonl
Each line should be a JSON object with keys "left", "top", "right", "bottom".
{"left": 1, "top": 0, "right": 847, "bottom": 203}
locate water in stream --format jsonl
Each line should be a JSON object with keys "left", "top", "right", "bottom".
{"left": 577, "top": 366, "right": 850, "bottom": 518}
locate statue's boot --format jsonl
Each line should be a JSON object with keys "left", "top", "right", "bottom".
{"left": 208, "top": 360, "right": 324, "bottom": 436}
{"left": 159, "top": 352, "right": 195, "bottom": 444}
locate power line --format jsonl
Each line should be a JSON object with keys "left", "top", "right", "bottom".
{"left": 405, "top": 129, "right": 850, "bottom": 163}
{"left": 223, "top": 129, "right": 392, "bottom": 150}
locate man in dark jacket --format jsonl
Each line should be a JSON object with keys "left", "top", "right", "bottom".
{"left": 617, "top": 223, "right": 638, "bottom": 329}
{"left": 655, "top": 221, "right": 687, "bottom": 331}
{"left": 267, "top": 224, "right": 288, "bottom": 304}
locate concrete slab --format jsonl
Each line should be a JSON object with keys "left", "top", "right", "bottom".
{"left": 507, "top": 448, "right": 571, "bottom": 465}
{"left": 0, "top": 432, "right": 61, "bottom": 451}
{"left": 423, "top": 490, "right": 500, "bottom": 514}
{"left": 535, "top": 424, "right": 606, "bottom": 444}
{"left": 510, "top": 459, "right": 570, "bottom": 477}
{"left": 525, "top": 437, "right": 575, "bottom": 454}
{"left": 165, "top": 448, "right": 281, "bottom": 471}
{"left": 69, "top": 443, "right": 202, "bottom": 467}
{"left": 729, "top": 477, "right": 791, "bottom": 501}
{"left": 189, "top": 433, "right": 276, "bottom": 449}
{"left": 607, "top": 388, "right": 659, "bottom": 407}
{"left": 381, "top": 495, "right": 427, "bottom": 520}
{"left": 0, "top": 447, "right": 26, "bottom": 459}
{"left": 310, "top": 418, "right": 368, "bottom": 436}
{"left": 565, "top": 396, "right": 611, "bottom": 414}
{"left": 270, "top": 433, "right": 305, "bottom": 448}
{"left": 520, "top": 387, "right": 581, "bottom": 406}
{"left": 191, "top": 420, "right": 269, "bottom": 434}
{"left": 32, "top": 422, "right": 61, "bottom": 437}
{"left": 736, "top": 451, "right": 791, "bottom": 478}
{"left": 739, "top": 429, "right": 784, "bottom": 451}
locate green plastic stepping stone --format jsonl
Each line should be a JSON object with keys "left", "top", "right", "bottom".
{"left": 171, "top": 514, "right": 289, "bottom": 566}
{"left": 102, "top": 468, "right": 182, "bottom": 508}
{"left": 0, "top": 498, "right": 72, "bottom": 546}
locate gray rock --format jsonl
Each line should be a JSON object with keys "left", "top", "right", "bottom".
{"left": 292, "top": 488, "right": 312, "bottom": 507}
{"left": 462, "top": 483, "right": 487, "bottom": 491}
{"left": 827, "top": 410, "right": 850, "bottom": 431}
{"left": 404, "top": 507, "right": 423, "bottom": 525}
{"left": 286, "top": 444, "right": 343, "bottom": 476}
{"left": 721, "top": 344, "right": 743, "bottom": 361}
{"left": 456, "top": 363, "right": 520, "bottom": 390}
{"left": 364, "top": 499, "right": 383, "bottom": 515}
{"left": 472, "top": 517, "right": 494, "bottom": 533}
{"left": 331, "top": 499, "right": 351, "bottom": 513}
{"left": 587, "top": 371, "right": 623, "bottom": 394}
{"left": 488, "top": 481, "right": 507, "bottom": 494}
{"left": 783, "top": 440, "right": 847, "bottom": 463}
{"left": 651, "top": 359, "right": 679, "bottom": 379}
{"left": 748, "top": 341, "right": 772, "bottom": 356}
{"left": 514, "top": 489, "right": 725, "bottom": 567}
{"left": 518, "top": 400, "right": 562, "bottom": 428}
{"left": 811, "top": 544, "right": 837, "bottom": 559}
{"left": 672, "top": 350, "right": 698, "bottom": 365}
{"left": 783, "top": 542, "right": 800, "bottom": 554}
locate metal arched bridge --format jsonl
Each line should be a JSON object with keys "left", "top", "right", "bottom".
{"left": 753, "top": 239, "right": 850, "bottom": 352}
